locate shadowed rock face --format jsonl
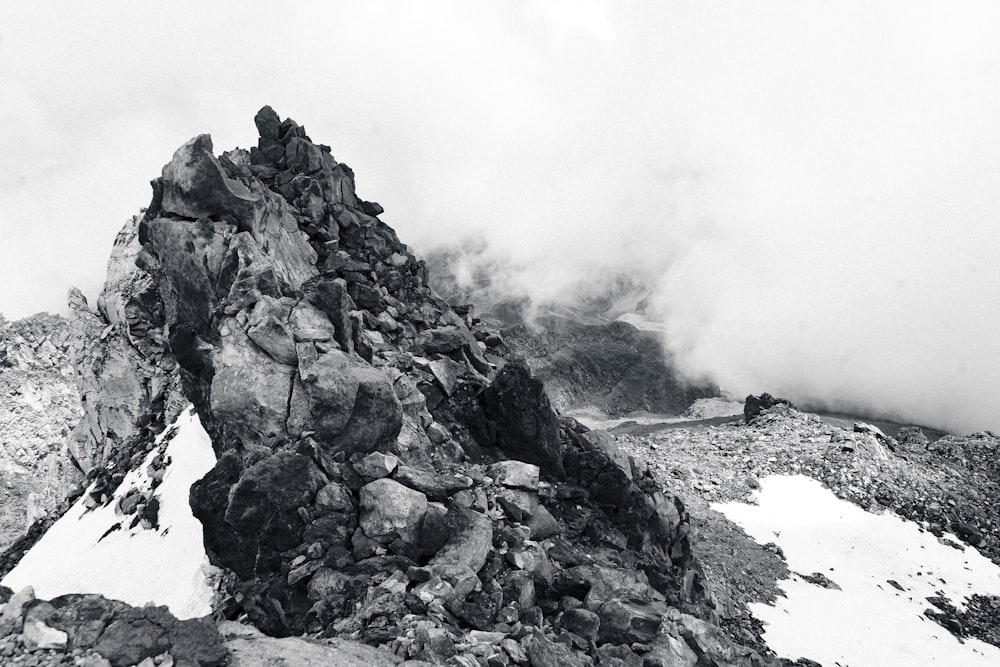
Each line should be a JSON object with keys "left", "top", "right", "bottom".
{"left": 59, "top": 106, "right": 768, "bottom": 666}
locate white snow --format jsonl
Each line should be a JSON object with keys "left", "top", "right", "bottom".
{"left": 3, "top": 406, "right": 217, "bottom": 619}
{"left": 714, "top": 474, "right": 1000, "bottom": 666}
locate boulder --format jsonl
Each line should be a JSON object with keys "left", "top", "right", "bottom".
{"left": 484, "top": 360, "right": 565, "bottom": 478}
{"left": 394, "top": 465, "right": 473, "bottom": 501}
{"left": 359, "top": 478, "right": 428, "bottom": 545}
{"left": 289, "top": 350, "right": 402, "bottom": 454}
{"left": 489, "top": 460, "right": 540, "bottom": 491}
{"left": 562, "top": 608, "right": 600, "bottom": 641}
{"left": 354, "top": 452, "right": 400, "bottom": 480}
{"left": 526, "top": 630, "right": 590, "bottom": 667}
{"left": 92, "top": 607, "right": 174, "bottom": 667}
{"left": 428, "top": 506, "right": 493, "bottom": 584}
{"left": 159, "top": 134, "right": 260, "bottom": 221}
{"left": 253, "top": 106, "right": 282, "bottom": 141}
{"left": 597, "top": 596, "right": 663, "bottom": 644}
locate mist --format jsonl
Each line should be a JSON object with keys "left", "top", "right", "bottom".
{"left": 1, "top": 2, "right": 999, "bottom": 434}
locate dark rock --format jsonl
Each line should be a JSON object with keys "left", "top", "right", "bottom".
{"left": 526, "top": 505, "right": 562, "bottom": 540}
{"left": 743, "top": 393, "right": 794, "bottom": 423}
{"left": 254, "top": 105, "right": 282, "bottom": 141}
{"left": 484, "top": 360, "right": 565, "bottom": 478}
{"left": 594, "top": 643, "right": 642, "bottom": 667}
{"left": 361, "top": 200, "right": 384, "bottom": 216}
{"left": 92, "top": 607, "right": 173, "bottom": 666}
{"left": 596, "top": 597, "right": 663, "bottom": 644}
{"left": 562, "top": 608, "right": 600, "bottom": 641}
{"left": 526, "top": 630, "right": 591, "bottom": 667}
{"left": 170, "top": 616, "right": 228, "bottom": 666}
{"left": 303, "top": 276, "right": 354, "bottom": 352}
{"left": 159, "top": 134, "right": 260, "bottom": 221}
{"left": 45, "top": 594, "right": 128, "bottom": 648}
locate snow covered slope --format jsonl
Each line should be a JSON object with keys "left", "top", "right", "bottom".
{"left": 2, "top": 406, "right": 216, "bottom": 619}
{"left": 716, "top": 475, "right": 1000, "bottom": 666}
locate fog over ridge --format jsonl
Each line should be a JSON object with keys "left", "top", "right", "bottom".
{"left": 1, "top": 2, "right": 999, "bottom": 434}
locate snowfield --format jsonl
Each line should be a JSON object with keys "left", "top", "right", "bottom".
{"left": 715, "top": 475, "right": 1000, "bottom": 666}
{"left": 2, "top": 406, "right": 217, "bottom": 619}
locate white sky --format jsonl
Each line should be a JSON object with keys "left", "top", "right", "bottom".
{"left": 2, "top": 1, "right": 1000, "bottom": 432}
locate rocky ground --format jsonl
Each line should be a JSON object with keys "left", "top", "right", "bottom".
{"left": 605, "top": 402, "right": 1000, "bottom": 652}
{"left": 0, "top": 314, "right": 84, "bottom": 552}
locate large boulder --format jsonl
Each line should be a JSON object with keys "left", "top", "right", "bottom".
{"left": 159, "top": 134, "right": 261, "bottom": 221}
{"left": 484, "top": 360, "right": 565, "bottom": 478}
{"left": 358, "top": 478, "right": 428, "bottom": 545}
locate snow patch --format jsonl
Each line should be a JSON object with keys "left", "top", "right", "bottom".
{"left": 714, "top": 474, "right": 1000, "bottom": 666}
{"left": 2, "top": 406, "right": 217, "bottom": 619}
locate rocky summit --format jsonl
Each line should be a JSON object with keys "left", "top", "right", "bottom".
{"left": 0, "top": 108, "right": 815, "bottom": 666}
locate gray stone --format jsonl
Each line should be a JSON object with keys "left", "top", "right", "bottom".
{"left": 394, "top": 465, "right": 473, "bottom": 501}
{"left": 526, "top": 505, "right": 561, "bottom": 540}
{"left": 496, "top": 488, "right": 537, "bottom": 521}
{"left": 159, "top": 134, "right": 260, "bottom": 220}
{"left": 489, "top": 461, "right": 540, "bottom": 491}
{"left": 222, "top": 620, "right": 399, "bottom": 666}
{"left": 354, "top": 452, "right": 399, "bottom": 480}
{"left": 526, "top": 630, "right": 589, "bottom": 667}
{"left": 359, "top": 478, "right": 428, "bottom": 545}
{"left": 597, "top": 597, "right": 663, "bottom": 644}
{"left": 428, "top": 506, "right": 493, "bottom": 584}
{"left": 561, "top": 608, "right": 600, "bottom": 641}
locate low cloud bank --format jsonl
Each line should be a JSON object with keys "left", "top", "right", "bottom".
{"left": 2, "top": 2, "right": 998, "bottom": 433}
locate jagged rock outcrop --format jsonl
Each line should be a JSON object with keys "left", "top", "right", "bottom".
{"left": 743, "top": 393, "right": 795, "bottom": 423}
{"left": 18, "top": 106, "right": 770, "bottom": 666}
{"left": 55, "top": 215, "right": 191, "bottom": 543}
{"left": 0, "top": 314, "right": 83, "bottom": 551}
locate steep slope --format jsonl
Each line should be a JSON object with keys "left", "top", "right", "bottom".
{"left": 3, "top": 406, "right": 217, "bottom": 619}
{"left": 2, "top": 107, "right": 797, "bottom": 667}
{"left": 130, "top": 106, "right": 729, "bottom": 664}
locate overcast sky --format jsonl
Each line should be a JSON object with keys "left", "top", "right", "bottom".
{"left": 2, "top": 1, "right": 999, "bottom": 434}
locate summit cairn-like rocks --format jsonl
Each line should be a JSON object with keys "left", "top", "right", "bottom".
{"left": 744, "top": 392, "right": 795, "bottom": 423}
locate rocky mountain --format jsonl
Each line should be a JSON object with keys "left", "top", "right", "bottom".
{"left": 0, "top": 108, "right": 799, "bottom": 666}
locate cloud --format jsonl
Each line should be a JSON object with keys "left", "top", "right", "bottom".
{"left": 1, "top": 1, "right": 998, "bottom": 433}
